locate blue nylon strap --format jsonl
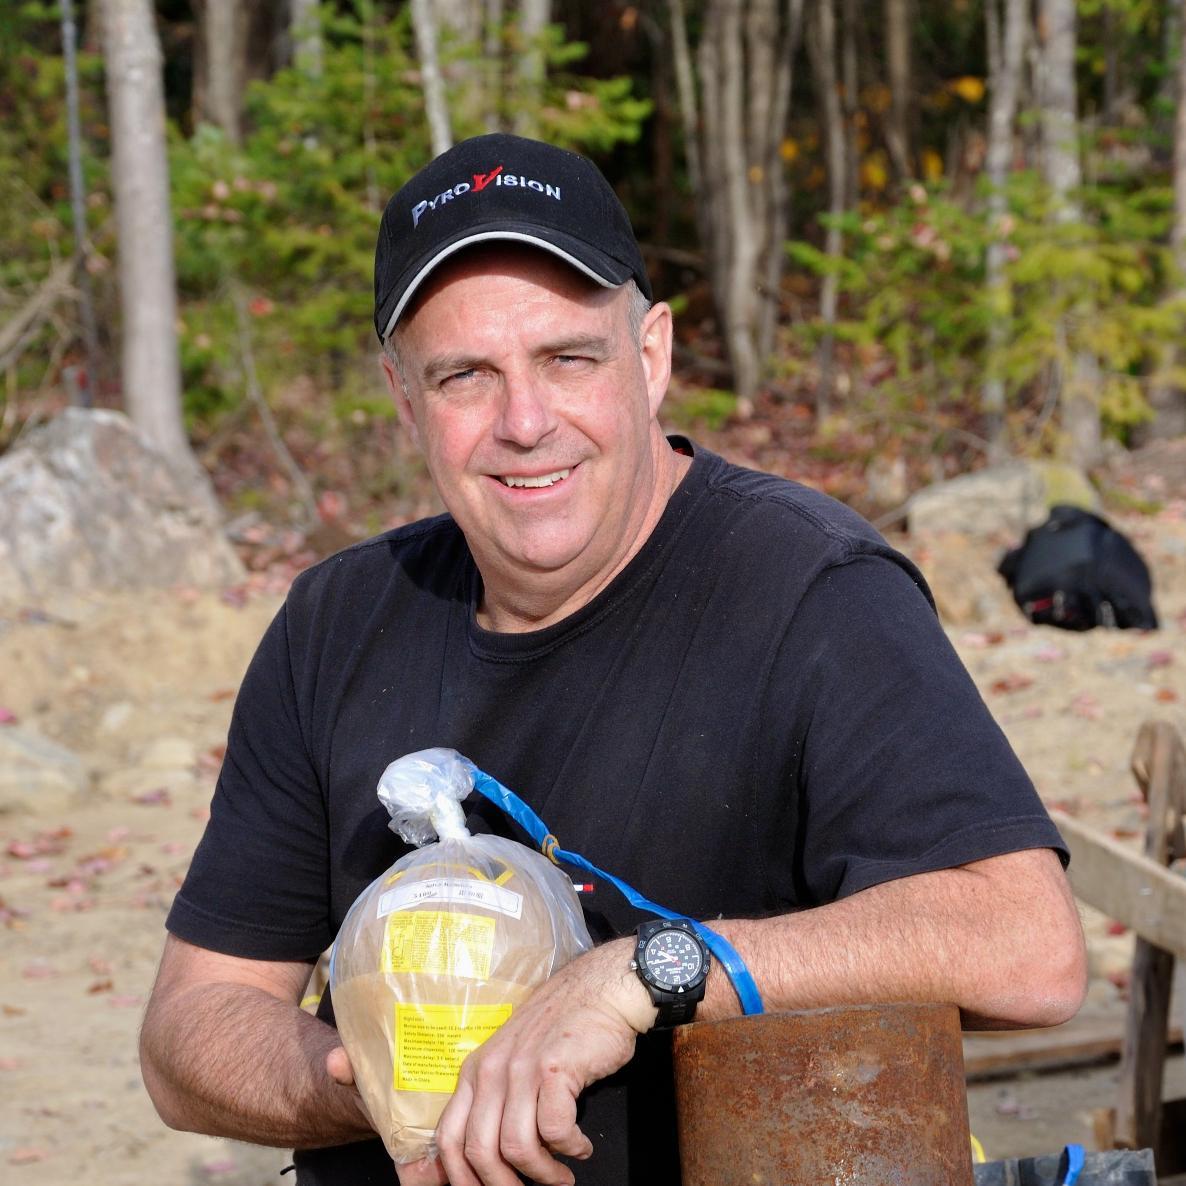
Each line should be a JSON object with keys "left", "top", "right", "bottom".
{"left": 1058, "top": 1144, "right": 1085, "bottom": 1186}
{"left": 469, "top": 766, "right": 765, "bottom": 1016}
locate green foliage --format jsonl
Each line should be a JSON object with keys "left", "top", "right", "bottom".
{"left": 786, "top": 167, "right": 1186, "bottom": 450}
{"left": 666, "top": 386, "right": 738, "bottom": 431}
{"left": 167, "top": 7, "right": 650, "bottom": 415}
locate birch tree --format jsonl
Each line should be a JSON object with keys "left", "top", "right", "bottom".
{"left": 101, "top": 0, "right": 208, "bottom": 491}
{"left": 982, "top": 0, "right": 1026, "bottom": 459}
{"left": 1145, "top": 7, "right": 1186, "bottom": 439}
{"left": 513, "top": 0, "right": 550, "bottom": 137}
{"left": 192, "top": 0, "right": 247, "bottom": 144}
{"left": 808, "top": 0, "right": 846, "bottom": 417}
{"left": 687, "top": 0, "right": 803, "bottom": 406}
{"left": 884, "top": 0, "right": 914, "bottom": 182}
{"left": 411, "top": 0, "right": 453, "bottom": 157}
{"left": 290, "top": 0, "right": 322, "bottom": 78}
{"left": 61, "top": 0, "right": 101, "bottom": 406}
{"left": 1038, "top": 0, "right": 1102, "bottom": 468}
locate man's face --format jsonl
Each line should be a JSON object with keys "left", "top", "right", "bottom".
{"left": 382, "top": 247, "right": 673, "bottom": 616}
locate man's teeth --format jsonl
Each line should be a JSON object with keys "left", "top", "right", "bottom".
{"left": 500, "top": 469, "right": 570, "bottom": 489}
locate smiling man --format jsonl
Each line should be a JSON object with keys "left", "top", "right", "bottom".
{"left": 140, "top": 135, "right": 1086, "bottom": 1186}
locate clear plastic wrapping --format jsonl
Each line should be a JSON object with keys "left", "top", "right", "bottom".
{"left": 329, "top": 748, "right": 592, "bottom": 1163}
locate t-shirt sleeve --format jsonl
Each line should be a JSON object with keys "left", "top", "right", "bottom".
{"left": 166, "top": 602, "right": 331, "bottom": 961}
{"left": 770, "top": 552, "right": 1067, "bottom": 905}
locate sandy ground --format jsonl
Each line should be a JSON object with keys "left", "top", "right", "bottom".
{"left": 1, "top": 501, "right": 1185, "bottom": 1183}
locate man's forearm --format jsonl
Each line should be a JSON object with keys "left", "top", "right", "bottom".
{"left": 141, "top": 980, "right": 375, "bottom": 1149}
{"left": 700, "top": 849, "right": 1086, "bottom": 1030}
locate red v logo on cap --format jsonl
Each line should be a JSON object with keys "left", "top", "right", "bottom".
{"left": 472, "top": 166, "right": 503, "bottom": 192}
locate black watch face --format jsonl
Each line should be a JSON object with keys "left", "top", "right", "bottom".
{"left": 643, "top": 929, "right": 705, "bottom": 989}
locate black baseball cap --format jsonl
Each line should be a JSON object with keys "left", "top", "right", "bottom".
{"left": 373, "top": 133, "right": 651, "bottom": 341}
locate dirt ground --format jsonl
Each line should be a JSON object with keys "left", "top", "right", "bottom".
{"left": 2, "top": 488, "right": 1185, "bottom": 1182}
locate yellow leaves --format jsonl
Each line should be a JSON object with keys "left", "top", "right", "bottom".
{"left": 921, "top": 149, "right": 944, "bottom": 181}
{"left": 860, "top": 154, "right": 889, "bottom": 192}
{"left": 780, "top": 138, "right": 799, "bottom": 163}
{"left": 949, "top": 76, "right": 985, "bottom": 104}
{"left": 748, "top": 164, "right": 765, "bottom": 184}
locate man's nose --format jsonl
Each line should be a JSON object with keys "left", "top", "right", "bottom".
{"left": 494, "top": 372, "right": 558, "bottom": 447}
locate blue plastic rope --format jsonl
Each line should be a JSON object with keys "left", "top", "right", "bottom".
{"left": 1059, "top": 1144, "right": 1085, "bottom": 1186}
{"left": 468, "top": 766, "right": 765, "bottom": 1016}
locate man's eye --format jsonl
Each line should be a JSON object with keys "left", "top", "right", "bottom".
{"left": 443, "top": 368, "right": 479, "bottom": 385}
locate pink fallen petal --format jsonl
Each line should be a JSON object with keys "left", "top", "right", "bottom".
{"left": 0, "top": 1056, "right": 24, "bottom": 1070}
{"left": 0, "top": 707, "right": 17, "bottom": 724}
{"left": 132, "top": 788, "right": 172, "bottom": 806}
{"left": 1147, "top": 650, "right": 1173, "bottom": 670}
{"left": 107, "top": 994, "right": 144, "bottom": 1008}
{"left": 202, "top": 1158, "right": 239, "bottom": 1175}
{"left": 8, "top": 1148, "right": 48, "bottom": 1165}
{"left": 160, "top": 841, "right": 188, "bottom": 855}
{"left": 106, "top": 826, "right": 131, "bottom": 843}
{"left": 21, "top": 961, "right": 56, "bottom": 979}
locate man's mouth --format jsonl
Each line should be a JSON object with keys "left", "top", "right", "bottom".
{"left": 497, "top": 468, "right": 571, "bottom": 489}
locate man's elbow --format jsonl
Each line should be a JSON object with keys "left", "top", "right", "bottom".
{"left": 990, "top": 907, "right": 1089, "bottom": 1029}
{"left": 139, "top": 1010, "right": 207, "bottom": 1135}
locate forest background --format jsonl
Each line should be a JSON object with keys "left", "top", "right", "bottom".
{"left": 7, "top": 0, "right": 1186, "bottom": 537}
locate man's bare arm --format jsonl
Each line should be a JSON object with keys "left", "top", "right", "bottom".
{"left": 140, "top": 934, "right": 375, "bottom": 1149}
{"left": 705, "top": 847, "right": 1086, "bottom": 1030}
{"left": 399, "top": 846, "right": 1086, "bottom": 1186}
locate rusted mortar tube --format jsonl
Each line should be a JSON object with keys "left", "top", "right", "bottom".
{"left": 672, "top": 1001, "right": 975, "bottom": 1186}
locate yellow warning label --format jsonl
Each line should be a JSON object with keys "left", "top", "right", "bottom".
{"left": 381, "top": 911, "right": 495, "bottom": 980}
{"left": 394, "top": 1002, "right": 513, "bottom": 1093}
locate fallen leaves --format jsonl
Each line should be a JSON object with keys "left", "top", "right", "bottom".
{"left": 6, "top": 828, "right": 72, "bottom": 860}
{"left": 7, "top": 1148, "right": 49, "bottom": 1166}
{"left": 990, "top": 673, "right": 1034, "bottom": 695}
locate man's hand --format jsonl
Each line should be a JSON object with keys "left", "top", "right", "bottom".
{"left": 427, "top": 937, "right": 654, "bottom": 1186}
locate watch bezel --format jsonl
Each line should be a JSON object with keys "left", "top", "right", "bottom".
{"left": 633, "top": 919, "right": 711, "bottom": 996}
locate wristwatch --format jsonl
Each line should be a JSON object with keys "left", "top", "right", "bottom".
{"left": 631, "top": 918, "right": 710, "bottom": 1027}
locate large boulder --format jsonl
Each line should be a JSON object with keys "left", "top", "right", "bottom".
{"left": 907, "top": 461, "right": 1098, "bottom": 541}
{"left": 0, "top": 409, "right": 244, "bottom": 605}
{"left": 0, "top": 725, "right": 89, "bottom": 816}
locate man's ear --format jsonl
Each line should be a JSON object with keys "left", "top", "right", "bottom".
{"left": 380, "top": 353, "right": 421, "bottom": 448}
{"left": 639, "top": 302, "right": 673, "bottom": 418}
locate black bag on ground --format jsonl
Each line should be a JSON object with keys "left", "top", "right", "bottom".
{"left": 997, "top": 505, "right": 1157, "bottom": 631}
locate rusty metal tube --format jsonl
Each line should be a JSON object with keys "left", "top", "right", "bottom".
{"left": 672, "top": 1001, "right": 975, "bottom": 1186}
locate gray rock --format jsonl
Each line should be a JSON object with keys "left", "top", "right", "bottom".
{"left": 0, "top": 725, "right": 89, "bottom": 816}
{"left": 0, "top": 409, "right": 244, "bottom": 605}
{"left": 907, "top": 461, "right": 1098, "bottom": 540}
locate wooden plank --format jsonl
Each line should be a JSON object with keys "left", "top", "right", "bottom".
{"left": 963, "top": 1013, "right": 1184, "bottom": 1080}
{"left": 1049, "top": 808, "right": 1186, "bottom": 957}
{"left": 1115, "top": 722, "right": 1186, "bottom": 1154}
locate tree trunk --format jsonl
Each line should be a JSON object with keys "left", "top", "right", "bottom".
{"left": 982, "top": 0, "right": 1026, "bottom": 459}
{"left": 1144, "top": 8, "right": 1186, "bottom": 440}
{"left": 809, "top": 0, "right": 846, "bottom": 419}
{"left": 686, "top": 0, "right": 803, "bottom": 407}
{"left": 193, "top": 0, "right": 247, "bottom": 144}
{"left": 885, "top": 0, "right": 913, "bottom": 182}
{"left": 411, "top": 0, "right": 453, "bottom": 157}
{"left": 841, "top": 0, "right": 860, "bottom": 204}
{"left": 484, "top": 0, "right": 505, "bottom": 132}
{"left": 60, "top": 0, "right": 101, "bottom": 406}
{"left": 1038, "top": 0, "right": 1102, "bottom": 467}
{"left": 513, "top": 0, "right": 550, "bottom": 137}
{"left": 289, "top": 0, "right": 322, "bottom": 78}
{"left": 100, "top": 0, "right": 211, "bottom": 497}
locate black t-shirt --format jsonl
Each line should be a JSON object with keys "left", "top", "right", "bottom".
{"left": 168, "top": 441, "right": 1065, "bottom": 1185}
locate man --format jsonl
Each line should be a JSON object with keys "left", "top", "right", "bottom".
{"left": 141, "top": 134, "right": 1086, "bottom": 1186}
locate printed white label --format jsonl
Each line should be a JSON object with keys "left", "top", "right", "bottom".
{"left": 377, "top": 877, "right": 523, "bottom": 921}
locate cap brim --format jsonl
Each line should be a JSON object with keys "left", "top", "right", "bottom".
{"left": 378, "top": 224, "right": 635, "bottom": 341}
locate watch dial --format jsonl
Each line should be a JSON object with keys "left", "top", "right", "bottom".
{"left": 643, "top": 930, "right": 704, "bottom": 987}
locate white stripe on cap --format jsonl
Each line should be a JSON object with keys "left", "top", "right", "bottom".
{"left": 381, "top": 230, "right": 620, "bottom": 341}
